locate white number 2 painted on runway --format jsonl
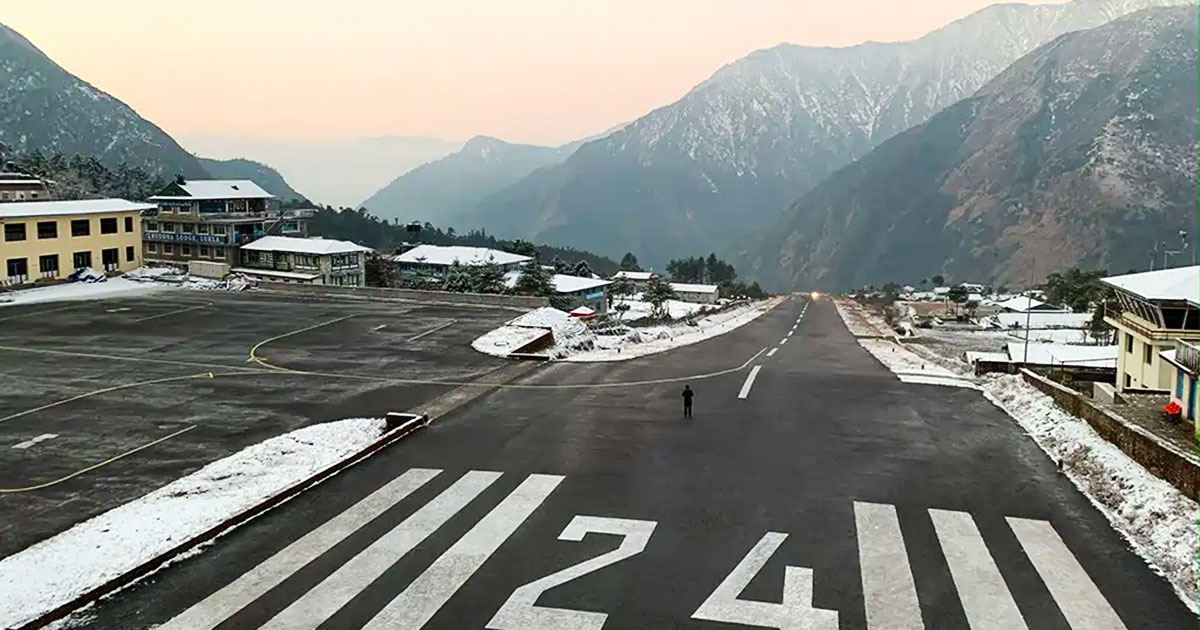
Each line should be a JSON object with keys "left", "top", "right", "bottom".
{"left": 693, "top": 532, "right": 838, "bottom": 629}
{"left": 487, "top": 515, "right": 657, "bottom": 630}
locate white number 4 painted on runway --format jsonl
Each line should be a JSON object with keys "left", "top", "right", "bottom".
{"left": 487, "top": 515, "right": 657, "bottom": 630}
{"left": 693, "top": 532, "right": 838, "bottom": 630}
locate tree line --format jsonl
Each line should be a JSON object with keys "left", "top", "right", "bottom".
{"left": 1, "top": 148, "right": 167, "bottom": 201}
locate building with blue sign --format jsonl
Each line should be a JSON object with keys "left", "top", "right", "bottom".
{"left": 143, "top": 179, "right": 309, "bottom": 272}
{"left": 235, "top": 236, "right": 372, "bottom": 286}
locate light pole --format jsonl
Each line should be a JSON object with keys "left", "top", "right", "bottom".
{"left": 1023, "top": 256, "right": 1035, "bottom": 363}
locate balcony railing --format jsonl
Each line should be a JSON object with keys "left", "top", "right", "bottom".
{"left": 1175, "top": 339, "right": 1200, "bottom": 374}
{"left": 1105, "top": 308, "right": 1200, "bottom": 342}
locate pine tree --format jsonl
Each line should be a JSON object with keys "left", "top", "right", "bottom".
{"left": 618, "top": 252, "right": 642, "bottom": 272}
{"left": 513, "top": 263, "right": 556, "bottom": 298}
{"left": 572, "top": 260, "right": 594, "bottom": 278}
{"left": 643, "top": 275, "right": 677, "bottom": 319}
{"left": 471, "top": 258, "right": 508, "bottom": 294}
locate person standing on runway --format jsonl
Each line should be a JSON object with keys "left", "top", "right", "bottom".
{"left": 682, "top": 384, "right": 694, "bottom": 418}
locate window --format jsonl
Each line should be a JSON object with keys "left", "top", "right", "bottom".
{"left": 4, "top": 222, "right": 26, "bottom": 242}
{"left": 100, "top": 218, "right": 118, "bottom": 234}
{"left": 1144, "top": 344, "right": 1153, "bottom": 365}
{"left": 146, "top": 221, "right": 159, "bottom": 231}
{"left": 71, "top": 219, "right": 90, "bottom": 237}
{"left": 214, "top": 247, "right": 225, "bottom": 258}
{"left": 1124, "top": 374, "right": 1132, "bottom": 388}
{"left": 181, "top": 244, "right": 191, "bottom": 256}
{"left": 163, "top": 222, "right": 176, "bottom": 233}
{"left": 37, "top": 221, "right": 57, "bottom": 239}
{"left": 39, "top": 254, "right": 59, "bottom": 278}
{"left": 199, "top": 245, "right": 210, "bottom": 257}
{"left": 6, "top": 257, "right": 28, "bottom": 281}
{"left": 213, "top": 225, "right": 227, "bottom": 236}
{"left": 126, "top": 246, "right": 136, "bottom": 262}
{"left": 124, "top": 216, "right": 134, "bottom": 232}
{"left": 197, "top": 224, "right": 209, "bottom": 235}
{"left": 148, "top": 242, "right": 158, "bottom": 253}
{"left": 1125, "top": 334, "right": 1133, "bottom": 353}
{"left": 72, "top": 251, "right": 91, "bottom": 269}
{"left": 101, "top": 248, "right": 119, "bottom": 270}
{"left": 163, "top": 243, "right": 174, "bottom": 254}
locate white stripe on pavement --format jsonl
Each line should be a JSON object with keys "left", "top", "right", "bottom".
{"left": 1007, "top": 517, "right": 1127, "bottom": 630}
{"left": 854, "top": 502, "right": 924, "bottom": 630}
{"left": 160, "top": 468, "right": 442, "bottom": 630}
{"left": 767, "top": 348, "right": 779, "bottom": 358}
{"left": 930, "top": 509, "right": 1028, "bottom": 630}
{"left": 261, "top": 470, "right": 503, "bottom": 630}
{"left": 737, "top": 366, "right": 762, "bottom": 399}
{"left": 780, "top": 338, "right": 788, "bottom": 345}
{"left": 363, "top": 474, "right": 565, "bottom": 630}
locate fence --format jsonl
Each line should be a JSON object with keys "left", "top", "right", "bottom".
{"left": 1020, "top": 369, "right": 1199, "bottom": 500}
{"left": 257, "top": 281, "right": 549, "bottom": 309}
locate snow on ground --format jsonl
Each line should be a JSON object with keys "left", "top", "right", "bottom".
{"left": 832, "top": 297, "right": 895, "bottom": 337}
{"left": 0, "top": 418, "right": 387, "bottom": 630}
{"left": 472, "top": 306, "right": 593, "bottom": 358}
{"left": 568, "top": 297, "right": 783, "bottom": 362}
{"left": 612, "top": 297, "right": 707, "bottom": 321}
{"left": 984, "top": 375, "right": 1198, "bottom": 611}
{"left": 857, "top": 338, "right": 978, "bottom": 389}
{"left": 471, "top": 298, "right": 782, "bottom": 362}
{"left": 0, "top": 276, "right": 175, "bottom": 306}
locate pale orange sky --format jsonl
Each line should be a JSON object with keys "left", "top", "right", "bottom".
{"left": 5, "top": 0, "right": 1066, "bottom": 145}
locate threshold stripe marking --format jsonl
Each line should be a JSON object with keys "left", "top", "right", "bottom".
{"left": 261, "top": 470, "right": 502, "bottom": 630}
{"left": 1007, "top": 517, "right": 1127, "bottom": 630}
{"left": 737, "top": 366, "right": 763, "bottom": 399}
{"left": 161, "top": 468, "right": 443, "bottom": 630}
{"left": 363, "top": 474, "right": 565, "bottom": 630}
{"left": 855, "top": 502, "right": 924, "bottom": 629}
{"left": 930, "top": 509, "right": 1027, "bottom": 630}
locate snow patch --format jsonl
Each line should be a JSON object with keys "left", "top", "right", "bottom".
{"left": 983, "top": 375, "right": 1198, "bottom": 611}
{"left": 0, "top": 276, "right": 174, "bottom": 306}
{"left": 0, "top": 418, "right": 387, "bottom": 629}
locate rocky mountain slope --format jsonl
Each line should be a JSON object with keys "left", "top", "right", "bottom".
{"left": 359, "top": 136, "right": 575, "bottom": 225}
{"left": 196, "top": 157, "right": 307, "bottom": 203}
{"left": 0, "top": 24, "right": 208, "bottom": 179}
{"left": 461, "top": 0, "right": 1186, "bottom": 268}
{"left": 743, "top": 7, "right": 1197, "bottom": 290}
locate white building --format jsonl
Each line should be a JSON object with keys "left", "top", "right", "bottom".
{"left": 236, "top": 236, "right": 371, "bottom": 286}
{"left": 1101, "top": 266, "right": 1200, "bottom": 392}
{"left": 393, "top": 245, "right": 531, "bottom": 279}
{"left": 504, "top": 271, "right": 611, "bottom": 313}
{"left": 611, "top": 270, "right": 655, "bottom": 289}
{"left": 994, "top": 295, "right": 1068, "bottom": 313}
{"left": 670, "top": 282, "right": 720, "bottom": 304}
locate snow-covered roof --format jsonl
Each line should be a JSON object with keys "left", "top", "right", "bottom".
{"left": 933, "top": 287, "right": 951, "bottom": 294}
{"left": 612, "top": 271, "right": 653, "bottom": 281}
{"left": 1103, "top": 266, "right": 1200, "bottom": 305}
{"left": 553, "top": 274, "right": 610, "bottom": 294}
{"left": 1005, "top": 342, "right": 1117, "bottom": 368}
{"left": 670, "top": 282, "right": 719, "bottom": 294}
{"left": 0, "top": 179, "right": 47, "bottom": 186}
{"left": 0, "top": 198, "right": 154, "bottom": 219}
{"left": 394, "top": 245, "right": 531, "bottom": 267}
{"left": 967, "top": 293, "right": 985, "bottom": 303}
{"left": 501, "top": 270, "right": 610, "bottom": 294}
{"left": 991, "top": 312, "right": 1091, "bottom": 330}
{"left": 965, "top": 351, "right": 1011, "bottom": 364}
{"left": 231, "top": 267, "right": 322, "bottom": 281}
{"left": 241, "top": 236, "right": 371, "bottom": 255}
{"left": 150, "top": 179, "right": 273, "bottom": 201}
{"left": 993, "top": 296, "right": 1066, "bottom": 312}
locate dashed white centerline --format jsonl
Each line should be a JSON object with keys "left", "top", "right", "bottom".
{"left": 780, "top": 338, "right": 788, "bottom": 345}
{"left": 766, "top": 348, "right": 779, "bottom": 358}
{"left": 737, "top": 366, "right": 762, "bottom": 399}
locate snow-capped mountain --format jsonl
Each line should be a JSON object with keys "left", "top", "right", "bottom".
{"left": 0, "top": 24, "right": 207, "bottom": 178}
{"left": 463, "top": 0, "right": 1188, "bottom": 267}
{"left": 359, "top": 136, "right": 578, "bottom": 225}
{"left": 743, "top": 6, "right": 1197, "bottom": 290}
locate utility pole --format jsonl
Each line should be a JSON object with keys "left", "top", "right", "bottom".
{"left": 1024, "top": 256, "right": 1035, "bottom": 363}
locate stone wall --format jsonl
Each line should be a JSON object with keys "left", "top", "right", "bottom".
{"left": 256, "top": 281, "right": 549, "bottom": 309}
{"left": 1021, "top": 369, "right": 1199, "bottom": 500}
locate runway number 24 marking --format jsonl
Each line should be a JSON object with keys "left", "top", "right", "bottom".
{"left": 486, "top": 517, "right": 836, "bottom": 630}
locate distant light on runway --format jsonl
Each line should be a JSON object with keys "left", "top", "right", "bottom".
{"left": 811, "top": 291, "right": 821, "bottom": 300}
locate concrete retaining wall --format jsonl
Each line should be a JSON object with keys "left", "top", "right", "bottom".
{"left": 1020, "top": 369, "right": 1199, "bottom": 500}
{"left": 256, "top": 281, "right": 548, "bottom": 309}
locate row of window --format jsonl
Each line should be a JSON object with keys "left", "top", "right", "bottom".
{"left": 331, "top": 273, "right": 361, "bottom": 286}
{"left": 1124, "top": 332, "right": 1155, "bottom": 365}
{"left": 147, "top": 242, "right": 226, "bottom": 259}
{"left": 3, "top": 216, "right": 135, "bottom": 242}
{"left": 5, "top": 247, "right": 136, "bottom": 281}
{"left": 145, "top": 221, "right": 232, "bottom": 236}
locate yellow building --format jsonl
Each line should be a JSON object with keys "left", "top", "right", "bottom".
{"left": 1102, "top": 266, "right": 1200, "bottom": 392}
{"left": 0, "top": 199, "right": 150, "bottom": 286}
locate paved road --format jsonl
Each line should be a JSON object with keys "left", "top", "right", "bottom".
{"left": 76, "top": 296, "right": 1193, "bottom": 629}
